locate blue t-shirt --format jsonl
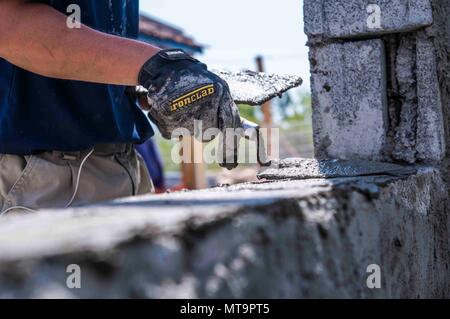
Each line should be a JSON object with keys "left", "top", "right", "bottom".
{"left": 0, "top": 0, "right": 154, "bottom": 155}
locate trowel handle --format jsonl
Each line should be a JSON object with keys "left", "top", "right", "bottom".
{"left": 240, "top": 117, "right": 272, "bottom": 167}
{"left": 241, "top": 117, "right": 260, "bottom": 134}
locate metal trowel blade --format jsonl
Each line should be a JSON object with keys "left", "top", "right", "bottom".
{"left": 212, "top": 69, "right": 303, "bottom": 106}
{"left": 135, "top": 70, "right": 303, "bottom": 107}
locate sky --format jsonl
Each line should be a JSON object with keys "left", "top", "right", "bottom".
{"left": 140, "top": 0, "right": 311, "bottom": 90}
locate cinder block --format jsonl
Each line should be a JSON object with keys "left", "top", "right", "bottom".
{"left": 304, "top": 0, "right": 433, "bottom": 38}
{"left": 415, "top": 32, "right": 446, "bottom": 161}
{"left": 310, "top": 39, "right": 388, "bottom": 160}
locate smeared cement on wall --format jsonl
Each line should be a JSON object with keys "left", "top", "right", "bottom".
{"left": 310, "top": 40, "right": 388, "bottom": 161}
{"left": 0, "top": 0, "right": 448, "bottom": 300}
{"left": 383, "top": 30, "right": 446, "bottom": 163}
{"left": 258, "top": 158, "right": 416, "bottom": 180}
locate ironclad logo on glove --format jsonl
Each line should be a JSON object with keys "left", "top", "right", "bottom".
{"left": 138, "top": 49, "right": 243, "bottom": 169}
{"left": 170, "top": 84, "right": 216, "bottom": 112}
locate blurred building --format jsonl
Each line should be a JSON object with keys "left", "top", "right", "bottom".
{"left": 139, "top": 14, "right": 204, "bottom": 55}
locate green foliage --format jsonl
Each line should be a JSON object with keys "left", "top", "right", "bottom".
{"left": 156, "top": 136, "right": 180, "bottom": 172}
{"left": 238, "top": 104, "right": 258, "bottom": 123}
{"left": 278, "top": 90, "right": 312, "bottom": 127}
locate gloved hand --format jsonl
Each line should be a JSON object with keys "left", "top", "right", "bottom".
{"left": 138, "top": 49, "right": 243, "bottom": 170}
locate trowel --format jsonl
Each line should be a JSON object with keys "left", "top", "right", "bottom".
{"left": 217, "top": 70, "right": 303, "bottom": 168}
{"left": 211, "top": 69, "right": 302, "bottom": 106}
{"left": 130, "top": 69, "right": 303, "bottom": 168}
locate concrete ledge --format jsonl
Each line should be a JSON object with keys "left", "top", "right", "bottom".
{"left": 0, "top": 168, "right": 448, "bottom": 298}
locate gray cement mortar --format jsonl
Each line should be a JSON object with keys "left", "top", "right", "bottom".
{"left": 138, "top": 70, "right": 303, "bottom": 107}
{"left": 212, "top": 70, "right": 303, "bottom": 106}
{"left": 384, "top": 30, "right": 446, "bottom": 163}
{"left": 0, "top": 168, "right": 448, "bottom": 298}
{"left": 391, "top": 33, "right": 419, "bottom": 163}
{"left": 428, "top": 0, "right": 450, "bottom": 184}
{"left": 415, "top": 31, "right": 446, "bottom": 161}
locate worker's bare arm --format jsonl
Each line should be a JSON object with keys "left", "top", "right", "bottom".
{"left": 0, "top": 0, "right": 160, "bottom": 85}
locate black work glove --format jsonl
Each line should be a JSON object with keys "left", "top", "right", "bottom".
{"left": 138, "top": 49, "right": 243, "bottom": 170}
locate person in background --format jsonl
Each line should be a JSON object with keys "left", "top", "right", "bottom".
{"left": 135, "top": 140, "right": 166, "bottom": 193}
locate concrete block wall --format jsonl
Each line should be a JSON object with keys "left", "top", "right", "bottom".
{"left": 305, "top": 0, "right": 447, "bottom": 164}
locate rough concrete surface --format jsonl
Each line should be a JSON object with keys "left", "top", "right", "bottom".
{"left": 0, "top": 168, "right": 448, "bottom": 298}
{"left": 304, "top": 0, "right": 433, "bottom": 38}
{"left": 415, "top": 31, "right": 446, "bottom": 161}
{"left": 310, "top": 39, "right": 388, "bottom": 160}
{"left": 431, "top": 0, "right": 450, "bottom": 142}
{"left": 383, "top": 31, "right": 446, "bottom": 163}
{"left": 390, "top": 33, "right": 419, "bottom": 163}
{"left": 212, "top": 70, "right": 303, "bottom": 106}
{"left": 257, "top": 158, "right": 417, "bottom": 180}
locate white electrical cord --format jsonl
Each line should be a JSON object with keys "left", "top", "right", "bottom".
{"left": 0, "top": 148, "right": 95, "bottom": 216}
{"left": 65, "top": 148, "right": 94, "bottom": 208}
{"left": 0, "top": 206, "right": 37, "bottom": 216}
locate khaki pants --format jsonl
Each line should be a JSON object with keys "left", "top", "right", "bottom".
{"left": 0, "top": 144, "right": 154, "bottom": 214}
